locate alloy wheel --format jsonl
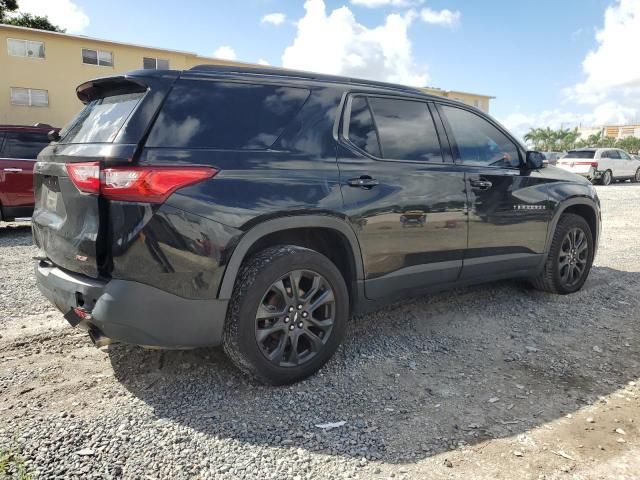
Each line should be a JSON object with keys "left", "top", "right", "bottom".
{"left": 558, "top": 227, "right": 589, "bottom": 288}
{"left": 255, "top": 269, "right": 335, "bottom": 367}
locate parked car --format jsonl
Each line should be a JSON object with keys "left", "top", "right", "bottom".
{"left": 34, "top": 66, "right": 601, "bottom": 384}
{"left": 540, "top": 151, "right": 564, "bottom": 166}
{"left": 0, "top": 124, "right": 55, "bottom": 221}
{"left": 557, "top": 148, "right": 640, "bottom": 185}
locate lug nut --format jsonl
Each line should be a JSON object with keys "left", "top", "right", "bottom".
{"left": 284, "top": 316, "right": 290, "bottom": 323}
{"left": 298, "top": 322, "right": 304, "bottom": 328}
{"left": 289, "top": 324, "right": 295, "bottom": 331}
{"left": 288, "top": 306, "right": 294, "bottom": 313}
{"left": 301, "top": 312, "right": 308, "bottom": 318}
{"left": 297, "top": 304, "right": 303, "bottom": 310}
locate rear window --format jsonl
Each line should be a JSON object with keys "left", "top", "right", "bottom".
{"left": 565, "top": 150, "right": 595, "bottom": 159}
{"left": 146, "top": 80, "right": 310, "bottom": 149}
{"left": 60, "top": 91, "right": 145, "bottom": 144}
{"left": 2, "top": 132, "right": 50, "bottom": 159}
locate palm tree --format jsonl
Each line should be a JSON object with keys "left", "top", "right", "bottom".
{"left": 524, "top": 128, "right": 545, "bottom": 150}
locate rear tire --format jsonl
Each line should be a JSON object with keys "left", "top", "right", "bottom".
{"left": 600, "top": 170, "right": 612, "bottom": 186}
{"left": 531, "top": 213, "right": 594, "bottom": 294}
{"left": 633, "top": 168, "right": 640, "bottom": 183}
{"left": 223, "top": 245, "right": 349, "bottom": 385}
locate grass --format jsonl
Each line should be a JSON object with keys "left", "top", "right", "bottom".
{"left": 0, "top": 445, "right": 33, "bottom": 480}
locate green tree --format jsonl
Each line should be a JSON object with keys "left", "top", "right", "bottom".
{"left": 4, "top": 12, "right": 63, "bottom": 31}
{"left": 524, "top": 128, "right": 546, "bottom": 150}
{"left": 0, "top": 0, "right": 63, "bottom": 32}
{"left": 616, "top": 136, "right": 640, "bottom": 154}
{"left": 0, "top": 0, "right": 19, "bottom": 21}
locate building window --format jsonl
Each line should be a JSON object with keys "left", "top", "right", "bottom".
{"left": 143, "top": 57, "right": 169, "bottom": 69}
{"left": 82, "top": 48, "right": 113, "bottom": 66}
{"left": 7, "top": 38, "right": 45, "bottom": 58}
{"left": 10, "top": 87, "right": 49, "bottom": 107}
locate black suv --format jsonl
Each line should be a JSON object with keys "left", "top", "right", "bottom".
{"left": 34, "top": 66, "right": 601, "bottom": 384}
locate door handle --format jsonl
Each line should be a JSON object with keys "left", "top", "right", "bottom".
{"left": 348, "top": 176, "right": 379, "bottom": 188}
{"left": 3, "top": 168, "right": 23, "bottom": 173}
{"left": 469, "top": 179, "right": 492, "bottom": 190}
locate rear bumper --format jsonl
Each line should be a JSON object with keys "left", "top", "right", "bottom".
{"left": 1, "top": 204, "right": 34, "bottom": 220}
{"left": 557, "top": 166, "right": 601, "bottom": 181}
{"left": 36, "top": 262, "right": 228, "bottom": 348}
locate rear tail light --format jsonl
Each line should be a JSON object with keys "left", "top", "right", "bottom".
{"left": 66, "top": 162, "right": 100, "bottom": 194}
{"left": 590, "top": 162, "right": 598, "bottom": 168}
{"left": 66, "top": 162, "right": 217, "bottom": 203}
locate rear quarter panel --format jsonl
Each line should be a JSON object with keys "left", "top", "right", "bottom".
{"left": 109, "top": 86, "right": 346, "bottom": 300}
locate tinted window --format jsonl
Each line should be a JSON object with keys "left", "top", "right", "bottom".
{"left": 441, "top": 105, "right": 520, "bottom": 167}
{"left": 368, "top": 97, "right": 442, "bottom": 162}
{"left": 147, "top": 80, "right": 310, "bottom": 149}
{"left": 60, "top": 91, "right": 145, "bottom": 144}
{"left": 619, "top": 150, "right": 630, "bottom": 160}
{"left": 608, "top": 150, "right": 621, "bottom": 159}
{"left": 348, "top": 96, "right": 380, "bottom": 157}
{"left": 2, "top": 132, "right": 50, "bottom": 159}
{"left": 566, "top": 150, "right": 596, "bottom": 159}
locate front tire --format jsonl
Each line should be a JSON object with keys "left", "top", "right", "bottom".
{"left": 632, "top": 168, "right": 640, "bottom": 183}
{"left": 531, "top": 213, "right": 594, "bottom": 294}
{"left": 223, "top": 245, "right": 349, "bottom": 385}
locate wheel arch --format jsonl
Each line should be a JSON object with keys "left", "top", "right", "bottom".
{"left": 546, "top": 198, "right": 600, "bottom": 256}
{"left": 218, "top": 215, "right": 364, "bottom": 303}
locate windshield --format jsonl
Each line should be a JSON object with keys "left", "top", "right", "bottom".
{"left": 59, "top": 91, "right": 145, "bottom": 144}
{"left": 565, "top": 150, "right": 596, "bottom": 159}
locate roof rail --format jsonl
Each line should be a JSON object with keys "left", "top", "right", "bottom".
{"left": 188, "top": 64, "right": 426, "bottom": 95}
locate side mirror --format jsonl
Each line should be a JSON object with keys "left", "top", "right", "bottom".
{"left": 526, "top": 150, "right": 545, "bottom": 169}
{"left": 48, "top": 130, "right": 61, "bottom": 142}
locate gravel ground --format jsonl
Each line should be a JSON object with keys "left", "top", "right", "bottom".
{"left": 0, "top": 184, "right": 639, "bottom": 479}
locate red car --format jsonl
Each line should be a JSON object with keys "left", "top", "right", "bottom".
{"left": 0, "top": 124, "right": 55, "bottom": 221}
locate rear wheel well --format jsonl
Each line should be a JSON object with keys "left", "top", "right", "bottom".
{"left": 562, "top": 204, "right": 597, "bottom": 243}
{"left": 245, "top": 227, "right": 357, "bottom": 308}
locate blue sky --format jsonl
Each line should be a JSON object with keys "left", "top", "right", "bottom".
{"left": 18, "top": 0, "right": 640, "bottom": 137}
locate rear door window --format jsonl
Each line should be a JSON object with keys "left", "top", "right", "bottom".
{"left": 146, "top": 80, "right": 310, "bottom": 149}
{"left": 367, "top": 97, "right": 443, "bottom": 162}
{"left": 347, "top": 96, "right": 381, "bottom": 157}
{"left": 2, "top": 132, "right": 50, "bottom": 159}
{"left": 60, "top": 91, "right": 146, "bottom": 144}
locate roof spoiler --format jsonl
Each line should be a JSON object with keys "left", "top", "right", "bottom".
{"left": 76, "top": 75, "right": 148, "bottom": 104}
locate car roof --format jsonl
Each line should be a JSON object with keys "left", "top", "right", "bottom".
{"left": 186, "top": 64, "right": 431, "bottom": 96}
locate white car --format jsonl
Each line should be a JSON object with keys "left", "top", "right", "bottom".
{"left": 557, "top": 148, "right": 640, "bottom": 185}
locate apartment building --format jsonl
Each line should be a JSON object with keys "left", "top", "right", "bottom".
{"left": 1, "top": 24, "right": 495, "bottom": 128}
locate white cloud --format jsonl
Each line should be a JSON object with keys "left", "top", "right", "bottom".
{"left": 261, "top": 12, "right": 286, "bottom": 26}
{"left": 282, "top": 0, "right": 427, "bottom": 87}
{"left": 13, "top": 0, "right": 89, "bottom": 33}
{"left": 566, "top": 0, "right": 640, "bottom": 104}
{"left": 213, "top": 45, "right": 237, "bottom": 61}
{"left": 420, "top": 7, "right": 460, "bottom": 27}
{"left": 501, "top": 102, "right": 639, "bottom": 140}
{"left": 350, "top": 0, "right": 420, "bottom": 7}
{"left": 257, "top": 58, "right": 270, "bottom": 66}
{"left": 502, "top": 0, "right": 640, "bottom": 140}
